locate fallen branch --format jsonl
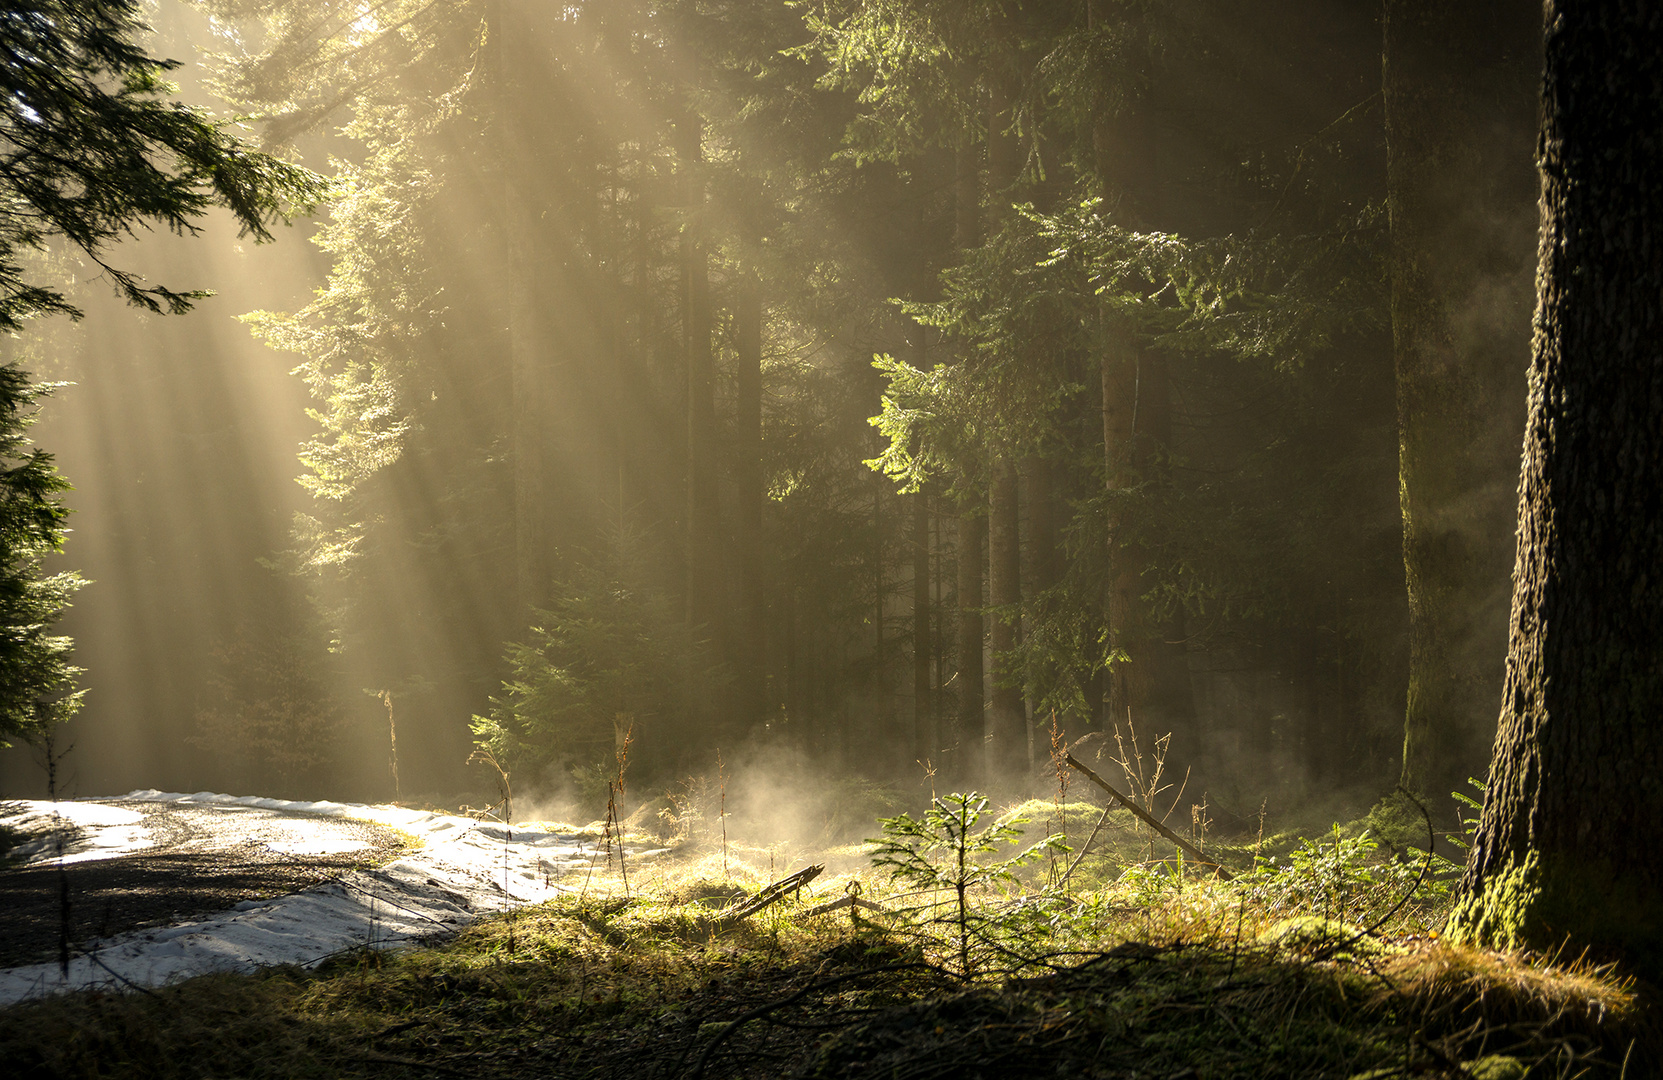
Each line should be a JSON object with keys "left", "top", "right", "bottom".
{"left": 1064, "top": 754, "right": 1233, "bottom": 880}
{"left": 718, "top": 864, "right": 824, "bottom": 925}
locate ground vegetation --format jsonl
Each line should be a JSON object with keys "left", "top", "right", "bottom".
{"left": 0, "top": 796, "right": 1650, "bottom": 1078}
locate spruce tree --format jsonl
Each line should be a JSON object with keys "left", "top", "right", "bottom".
{"left": 0, "top": 0, "right": 320, "bottom": 745}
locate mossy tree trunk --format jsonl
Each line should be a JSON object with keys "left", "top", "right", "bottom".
{"left": 1382, "top": 0, "right": 1538, "bottom": 796}
{"left": 1449, "top": 0, "right": 1663, "bottom": 974}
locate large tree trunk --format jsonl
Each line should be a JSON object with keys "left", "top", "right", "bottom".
{"left": 1382, "top": 0, "right": 1539, "bottom": 796}
{"left": 1450, "top": 0, "right": 1663, "bottom": 973}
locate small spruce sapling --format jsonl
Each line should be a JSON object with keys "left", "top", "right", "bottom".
{"left": 869, "top": 792, "right": 1064, "bottom": 978}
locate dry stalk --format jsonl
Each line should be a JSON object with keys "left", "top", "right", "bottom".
{"left": 1049, "top": 712, "right": 1069, "bottom": 886}
{"left": 717, "top": 748, "right": 729, "bottom": 879}
{"left": 466, "top": 746, "right": 512, "bottom": 824}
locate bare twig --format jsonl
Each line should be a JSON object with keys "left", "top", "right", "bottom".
{"left": 1057, "top": 803, "right": 1115, "bottom": 891}
{"left": 1065, "top": 754, "right": 1232, "bottom": 879}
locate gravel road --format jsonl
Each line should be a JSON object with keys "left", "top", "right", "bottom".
{"left": 0, "top": 800, "right": 409, "bottom": 969}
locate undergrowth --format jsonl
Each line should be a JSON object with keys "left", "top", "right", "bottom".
{"left": 0, "top": 789, "right": 1651, "bottom": 1079}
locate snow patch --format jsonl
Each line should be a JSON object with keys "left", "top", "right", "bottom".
{"left": 2, "top": 800, "right": 152, "bottom": 866}
{"left": 0, "top": 790, "right": 658, "bottom": 1006}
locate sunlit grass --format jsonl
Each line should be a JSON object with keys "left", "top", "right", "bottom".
{"left": 0, "top": 800, "right": 1649, "bottom": 1078}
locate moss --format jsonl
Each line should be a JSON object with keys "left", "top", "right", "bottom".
{"left": 1448, "top": 849, "right": 1663, "bottom": 977}
{"left": 1258, "top": 916, "right": 1385, "bottom": 959}
{"left": 1350, "top": 1055, "right": 1526, "bottom": 1080}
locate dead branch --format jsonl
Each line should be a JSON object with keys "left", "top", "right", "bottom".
{"left": 1065, "top": 754, "right": 1233, "bottom": 880}
{"left": 718, "top": 864, "right": 824, "bottom": 925}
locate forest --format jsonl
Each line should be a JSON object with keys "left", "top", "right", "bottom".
{"left": 0, "top": 0, "right": 1542, "bottom": 812}
{"left": 1, "top": 1, "right": 1661, "bottom": 1076}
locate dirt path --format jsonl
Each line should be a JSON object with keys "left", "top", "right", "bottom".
{"left": 0, "top": 801, "right": 410, "bottom": 969}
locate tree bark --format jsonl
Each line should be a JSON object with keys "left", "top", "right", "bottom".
{"left": 1382, "top": 0, "right": 1539, "bottom": 796}
{"left": 1449, "top": 0, "right": 1663, "bottom": 974}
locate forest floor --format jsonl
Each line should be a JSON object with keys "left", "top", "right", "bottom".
{"left": 0, "top": 796, "right": 1654, "bottom": 1079}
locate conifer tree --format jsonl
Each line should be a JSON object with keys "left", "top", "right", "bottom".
{"left": 0, "top": 0, "right": 320, "bottom": 746}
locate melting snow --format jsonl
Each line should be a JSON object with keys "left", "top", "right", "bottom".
{"left": 3, "top": 801, "right": 152, "bottom": 866}
{"left": 0, "top": 790, "right": 661, "bottom": 1006}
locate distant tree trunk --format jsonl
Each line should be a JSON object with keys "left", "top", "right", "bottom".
{"left": 873, "top": 474, "right": 885, "bottom": 659}
{"left": 1134, "top": 350, "right": 1196, "bottom": 752}
{"left": 987, "top": 457, "right": 1023, "bottom": 777}
{"left": 951, "top": 130, "right": 984, "bottom": 782}
{"left": 983, "top": 68, "right": 1026, "bottom": 779}
{"left": 1382, "top": 0, "right": 1539, "bottom": 796}
{"left": 1450, "top": 0, "right": 1663, "bottom": 974}
{"left": 911, "top": 325, "right": 934, "bottom": 765}
{"left": 986, "top": 78, "right": 1019, "bottom": 235}
{"left": 913, "top": 486, "right": 933, "bottom": 765}
{"left": 1087, "top": 13, "right": 1196, "bottom": 755}
{"left": 734, "top": 267, "right": 764, "bottom": 733}
{"left": 1025, "top": 454, "right": 1059, "bottom": 747}
{"left": 1101, "top": 324, "right": 1142, "bottom": 730}
{"left": 490, "top": 0, "right": 545, "bottom": 606}
{"left": 1027, "top": 457, "right": 1058, "bottom": 602}
{"left": 680, "top": 117, "right": 720, "bottom": 652}
{"left": 956, "top": 507, "right": 986, "bottom": 781}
